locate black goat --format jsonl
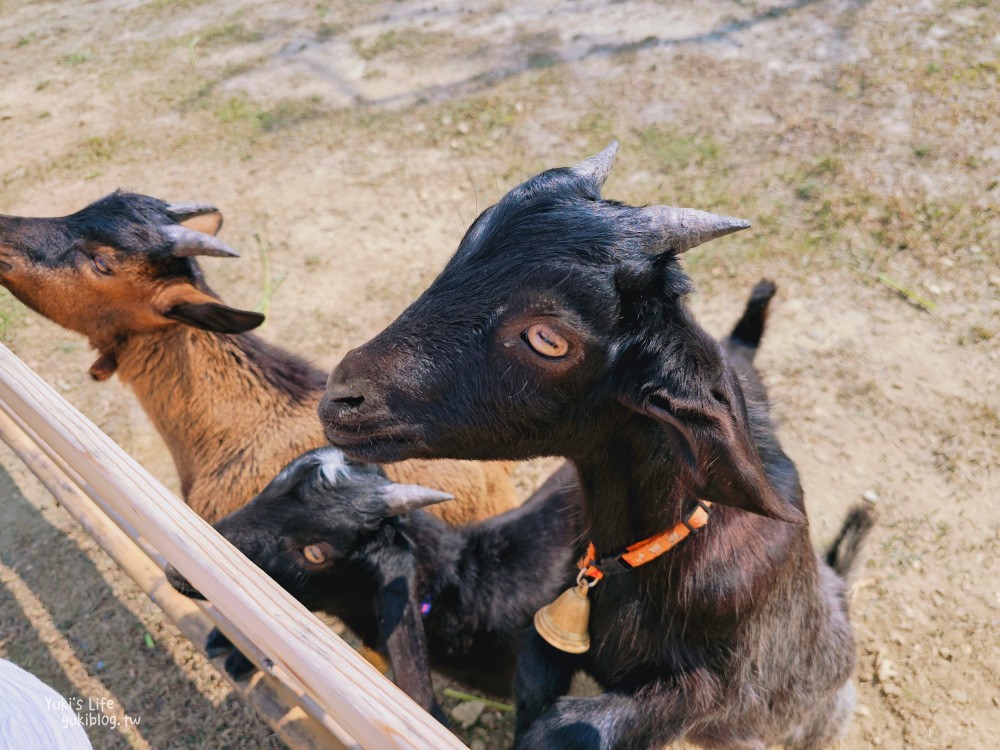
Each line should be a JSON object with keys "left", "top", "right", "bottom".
{"left": 166, "top": 448, "right": 583, "bottom": 720}
{"left": 319, "top": 143, "right": 875, "bottom": 749}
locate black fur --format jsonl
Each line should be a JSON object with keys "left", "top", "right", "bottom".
{"left": 166, "top": 451, "right": 583, "bottom": 708}
{"left": 318, "top": 154, "right": 874, "bottom": 749}
{"left": 1, "top": 191, "right": 192, "bottom": 269}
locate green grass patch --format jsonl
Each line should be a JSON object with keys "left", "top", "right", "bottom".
{"left": 0, "top": 289, "right": 26, "bottom": 341}
{"left": 635, "top": 126, "right": 721, "bottom": 171}
{"left": 214, "top": 95, "right": 326, "bottom": 135}
{"left": 199, "top": 23, "right": 265, "bottom": 47}
{"left": 60, "top": 53, "right": 89, "bottom": 67}
{"left": 316, "top": 22, "right": 345, "bottom": 43}
{"left": 352, "top": 28, "right": 452, "bottom": 61}
{"left": 40, "top": 131, "right": 130, "bottom": 177}
{"left": 130, "top": 0, "right": 213, "bottom": 21}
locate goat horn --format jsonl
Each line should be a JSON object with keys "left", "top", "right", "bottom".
{"left": 381, "top": 484, "right": 454, "bottom": 516}
{"left": 636, "top": 206, "right": 750, "bottom": 254}
{"left": 571, "top": 140, "right": 619, "bottom": 190}
{"left": 165, "top": 202, "right": 220, "bottom": 222}
{"left": 163, "top": 225, "right": 240, "bottom": 258}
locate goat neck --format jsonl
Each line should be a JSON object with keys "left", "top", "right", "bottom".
{"left": 113, "top": 325, "right": 325, "bottom": 520}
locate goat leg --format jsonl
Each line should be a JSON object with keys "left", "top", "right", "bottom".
{"left": 513, "top": 628, "right": 578, "bottom": 740}
{"left": 204, "top": 627, "right": 234, "bottom": 658}
{"left": 224, "top": 649, "right": 257, "bottom": 682}
{"left": 515, "top": 684, "right": 689, "bottom": 750}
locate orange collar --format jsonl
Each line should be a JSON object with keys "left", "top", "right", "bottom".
{"left": 579, "top": 500, "right": 713, "bottom": 583}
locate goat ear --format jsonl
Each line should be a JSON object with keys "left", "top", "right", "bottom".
{"left": 623, "top": 386, "right": 807, "bottom": 526}
{"left": 160, "top": 285, "right": 264, "bottom": 334}
{"left": 164, "top": 301, "right": 264, "bottom": 334}
{"left": 372, "top": 551, "right": 442, "bottom": 717}
{"left": 180, "top": 211, "right": 223, "bottom": 236}
{"left": 380, "top": 483, "right": 453, "bottom": 517}
{"left": 166, "top": 202, "right": 224, "bottom": 236}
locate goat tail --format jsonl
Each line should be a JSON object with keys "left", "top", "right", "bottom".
{"left": 825, "top": 504, "right": 876, "bottom": 582}
{"left": 729, "top": 278, "right": 778, "bottom": 352}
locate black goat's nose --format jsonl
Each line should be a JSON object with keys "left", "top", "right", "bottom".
{"left": 325, "top": 383, "right": 365, "bottom": 408}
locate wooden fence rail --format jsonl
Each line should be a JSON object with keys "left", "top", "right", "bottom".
{"left": 0, "top": 343, "right": 466, "bottom": 750}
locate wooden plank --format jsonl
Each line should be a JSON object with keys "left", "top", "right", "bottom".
{"left": 0, "top": 407, "right": 355, "bottom": 750}
{"left": 0, "top": 399, "right": 354, "bottom": 742}
{"left": 0, "top": 343, "right": 467, "bottom": 750}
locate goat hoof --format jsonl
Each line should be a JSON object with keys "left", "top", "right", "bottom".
{"left": 204, "top": 628, "right": 234, "bottom": 658}
{"left": 225, "top": 650, "right": 257, "bottom": 682}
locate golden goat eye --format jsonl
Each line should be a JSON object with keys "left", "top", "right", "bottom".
{"left": 525, "top": 323, "right": 570, "bottom": 358}
{"left": 302, "top": 544, "right": 327, "bottom": 565}
{"left": 92, "top": 255, "right": 112, "bottom": 275}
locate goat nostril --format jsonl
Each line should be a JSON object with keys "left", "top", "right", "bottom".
{"left": 325, "top": 383, "right": 366, "bottom": 409}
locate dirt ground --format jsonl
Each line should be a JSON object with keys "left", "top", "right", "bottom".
{"left": 0, "top": 0, "right": 997, "bottom": 748}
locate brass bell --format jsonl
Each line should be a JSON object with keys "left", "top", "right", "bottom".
{"left": 534, "top": 579, "right": 591, "bottom": 654}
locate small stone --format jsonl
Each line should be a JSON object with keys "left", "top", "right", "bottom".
{"left": 938, "top": 646, "right": 954, "bottom": 661}
{"left": 876, "top": 656, "right": 896, "bottom": 683}
{"left": 457, "top": 121, "right": 471, "bottom": 134}
{"left": 960, "top": 644, "right": 973, "bottom": 657}
{"left": 806, "top": 329, "right": 824, "bottom": 341}
{"left": 889, "top": 631, "right": 906, "bottom": 645}
{"left": 862, "top": 489, "right": 879, "bottom": 503}
{"left": 950, "top": 689, "right": 968, "bottom": 704}
{"left": 480, "top": 711, "right": 497, "bottom": 727}
{"left": 470, "top": 740, "right": 486, "bottom": 750}
{"left": 855, "top": 704, "right": 870, "bottom": 716}
{"left": 450, "top": 700, "right": 486, "bottom": 728}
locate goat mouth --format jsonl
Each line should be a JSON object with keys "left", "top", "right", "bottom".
{"left": 323, "top": 427, "right": 423, "bottom": 463}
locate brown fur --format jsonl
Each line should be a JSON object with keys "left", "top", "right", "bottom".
{"left": 0, "top": 195, "right": 517, "bottom": 524}
{"left": 113, "top": 324, "right": 516, "bottom": 523}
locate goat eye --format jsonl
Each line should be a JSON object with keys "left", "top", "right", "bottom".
{"left": 302, "top": 544, "right": 327, "bottom": 565}
{"left": 524, "top": 323, "right": 570, "bottom": 358}
{"left": 91, "top": 255, "right": 112, "bottom": 275}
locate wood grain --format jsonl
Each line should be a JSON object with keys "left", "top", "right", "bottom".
{"left": 0, "top": 343, "right": 466, "bottom": 750}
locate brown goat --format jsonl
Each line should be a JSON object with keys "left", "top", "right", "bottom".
{"left": 0, "top": 192, "right": 517, "bottom": 524}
